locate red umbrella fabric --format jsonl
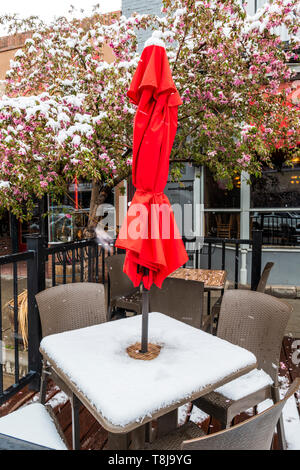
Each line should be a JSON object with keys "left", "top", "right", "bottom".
{"left": 115, "top": 42, "right": 188, "bottom": 290}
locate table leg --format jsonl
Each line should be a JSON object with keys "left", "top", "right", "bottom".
{"left": 108, "top": 432, "right": 130, "bottom": 450}
{"left": 39, "top": 361, "right": 50, "bottom": 405}
{"left": 71, "top": 393, "right": 81, "bottom": 450}
{"left": 130, "top": 425, "right": 147, "bottom": 450}
{"left": 156, "top": 409, "right": 178, "bottom": 438}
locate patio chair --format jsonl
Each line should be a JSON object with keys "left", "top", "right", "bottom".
{"left": 216, "top": 214, "right": 233, "bottom": 239}
{"left": 36, "top": 282, "right": 106, "bottom": 450}
{"left": 0, "top": 403, "right": 68, "bottom": 450}
{"left": 36, "top": 282, "right": 106, "bottom": 337}
{"left": 149, "top": 277, "right": 204, "bottom": 329}
{"left": 105, "top": 254, "right": 142, "bottom": 320}
{"left": 192, "top": 290, "right": 292, "bottom": 448}
{"left": 146, "top": 378, "right": 300, "bottom": 450}
{"left": 209, "top": 261, "right": 274, "bottom": 333}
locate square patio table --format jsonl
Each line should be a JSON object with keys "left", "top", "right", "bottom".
{"left": 169, "top": 268, "right": 227, "bottom": 291}
{"left": 40, "top": 312, "right": 257, "bottom": 449}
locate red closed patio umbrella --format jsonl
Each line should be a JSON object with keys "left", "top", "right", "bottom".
{"left": 115, "top": 36, "right": 188, "bottom": 353}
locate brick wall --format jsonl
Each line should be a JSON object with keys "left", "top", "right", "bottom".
{"left": 0, "top": 31, "right": 32, "bottom": 52}
{"left": 0, "top": 32, "right": 33, "bottom": 89}
{"left": 122, "top": 0, "right": 163, "bottom": 50}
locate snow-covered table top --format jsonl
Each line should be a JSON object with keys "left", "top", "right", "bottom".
{"left": 40, "top": 312, "right": 257, "bottom": 432}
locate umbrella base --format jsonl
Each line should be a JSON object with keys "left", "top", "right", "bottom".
{"left": 126, "top": 342, "right": 161, "bottom": 361}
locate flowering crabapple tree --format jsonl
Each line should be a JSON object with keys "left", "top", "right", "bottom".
{"left": 0, "top": 0, "right": 299, "bottom": 235}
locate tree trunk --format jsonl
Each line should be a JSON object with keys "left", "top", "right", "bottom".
{"left": 84, "top": 179, "right": 110, "bottom": 238}
{"left": 84, "top": 169, "right": 131, "bottom": 239}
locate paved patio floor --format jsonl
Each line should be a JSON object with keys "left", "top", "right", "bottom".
{"left": 285, "top": 299, "right": 300, "bottom": 338}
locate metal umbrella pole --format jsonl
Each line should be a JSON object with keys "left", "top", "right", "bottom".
{"left": 139, "top": 266, "right": 150, "bottom": 353}
{"left": 140, "top": 286, "right": 149, "bottom": 353}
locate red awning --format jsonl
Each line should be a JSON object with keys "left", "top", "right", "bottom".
{"left": 115, "top": 44, "right": 188, "bottom": 289}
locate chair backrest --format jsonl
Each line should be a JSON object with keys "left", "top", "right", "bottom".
{"left": 256, "top": 262, "right": 274, "bottom": 293}
{"left": 217, "top": 290, "right": 292, "bottom": 384}
{"left": 149, "top": 277, "right": 204, "bottom": 329}
{"left": 182, "top": 378, "right": 300, "bottom": 450}
{"left": 36, "top": 282, "right": 106, "bottom": 337}
{"left": 105, "top": 254, "right": 138, "bottom": 303}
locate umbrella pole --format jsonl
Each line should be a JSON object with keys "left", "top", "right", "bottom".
{"left": 140, "top": 286, "right": 149, "bottom": 353}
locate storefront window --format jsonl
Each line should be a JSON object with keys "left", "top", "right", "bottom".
{"left": 250, "top": 211, "right": 300, "bottom": 246}
{"left": 251, "top": 166, "right": 300, "bottom": 208}
{"left": 204, "top": 211, "right": 240, "bottom": 238}
{"left": 48, "top": 204, "right": 76, "bottom": 243}
{"left": 204, "top": 168, "right": 240, "bottom": 209}
{"left": 166, "top": 164, "right": 195, "bottom": 238}
{"left": 48, "top": 181, "right": 92, "bottom": 243}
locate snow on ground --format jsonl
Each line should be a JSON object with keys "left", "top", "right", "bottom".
{"left": 190, "top": 405, "right": 209, "bottom": 425}
{"left": 0, "top": 403, "right": 67, "bottom": 449}
{"left": 178, "top": 402, "right": 209, "bottom": 427}
{"left": 256, "top": 376, "right": 300, "bottom": 451}
{"left": 30, "top": 390, "right": 68, "bottom": 410}
{"left": 279, "top": 376, "right": 300, "bottom": 450}
{"left": 281, "top": 394, "right": 300, "bottom": 450}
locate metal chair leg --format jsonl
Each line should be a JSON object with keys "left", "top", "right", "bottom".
{"left": 39, "top": 361, "right": 50, "bottom": 404}
{"left": 71, "top": 393, "right": 81, "bottom": 450}
{"left": 107, "top": 304, "right": 113, "bottom": 321}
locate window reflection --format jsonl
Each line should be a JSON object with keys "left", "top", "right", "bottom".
{"left": 250, "top": 211, "right": 300, "bottom": 246}
{"left": 251, "top": 167, "right": 300, "bottom": 208}
{"left": 204, "top": 168, "right": 240, "bottom": 209}
{"left": 205, "top": 212, "right": 240, "bottom": 238}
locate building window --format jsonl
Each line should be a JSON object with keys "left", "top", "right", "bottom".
{"left": 250, "top": 161, "right": 300, "bottom": 246}
{"left": 251, "top": 166, "right": 300, "bottom": 209}
{"left": 203, "top": 167, "right": 241, "bottom": 238}
{"left": 204, "top": 211, "right": 240, "bottom": 238}
{"left": 250, "top": 211, "right": 300, "bottom": 246}
{"left": 166, "top": 164, "right": 195, "bottom": 238}
{"left": 204, "top": 168, "right": 240, "bottom": 209}
{"left": 48, "top": 181, "right": 93, "bottom": 243}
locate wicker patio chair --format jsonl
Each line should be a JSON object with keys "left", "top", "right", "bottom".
{"left": 149, "top": 277, "right": 204, "bottom": 329}
{"left": 36, "top": 282, "right": 106, "bottom": 337}
{"left": 106, "top": 254, "right": 142, "bottom": 320}
{"left": 210, "top": 261, "right": 275, "bottom": 333}
{"left": 0, "top": 403, "right": 68, "bottom": 450}
{"left": 192, "top": 289, "right": 292, "bottom": 448}
{"left": 36, "top": 282, "right": 106, "bottom": 450}
{"left": 146, "top": 378, "right": 300, "bottom": 450}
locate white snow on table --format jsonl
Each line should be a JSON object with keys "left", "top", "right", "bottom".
{"left": 216, "top": 368, "right": 273, "bottom": 401}
{"left": 40, "top": 312, "right": 256, "bottom": 428}
{"left": 0, "top": 403, "right": 67, "bottom": 450}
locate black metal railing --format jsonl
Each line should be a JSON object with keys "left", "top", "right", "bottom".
{"left": 0, "top": 231, "right": 262, "bottom": 406}
{"left": 183, "top": 230, "right": 262, "bottom": 315}
{"left": 0, "top": 250, "right": 39, "bottom": 406}
{"left": 251, "top": 213, "right": 300, "bottom": 246}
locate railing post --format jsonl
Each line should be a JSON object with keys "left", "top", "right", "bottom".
{"left": 10, "top": 214, "right": 19, "bottom": 253}
{"left": 26, "top": 235, "right": 46, "bottom": 391}
{"left": 251, "top": 230, "right": 263, "bottom": 291}
{"left": 26, "top": 235, "right": 46, "bottom": 292}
